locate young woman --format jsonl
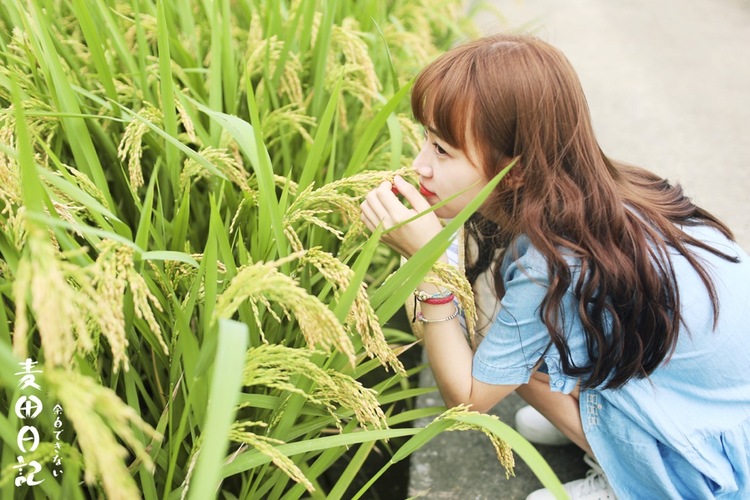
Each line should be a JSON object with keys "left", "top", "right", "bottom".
{"left": 360, "top": 33, "right": 750, "bottom": 499}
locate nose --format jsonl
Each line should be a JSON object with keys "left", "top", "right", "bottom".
{"left": 412, "top": 143, "right": 432, "bottom": 177}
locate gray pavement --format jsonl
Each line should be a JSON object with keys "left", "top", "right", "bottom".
{"left": 408, "top": 1, "right": 750, "bottom": 498}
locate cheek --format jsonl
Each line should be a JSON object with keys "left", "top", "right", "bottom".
{"left": 434, "top": 205, "right": 458, "bottom": 219}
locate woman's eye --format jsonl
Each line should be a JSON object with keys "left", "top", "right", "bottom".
{"left": 433, "top": 142, "right": 447, "bottom": 156}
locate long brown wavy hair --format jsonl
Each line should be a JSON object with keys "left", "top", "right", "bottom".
{"left": 411, "top": 33, "right": 739, "bottom": 389}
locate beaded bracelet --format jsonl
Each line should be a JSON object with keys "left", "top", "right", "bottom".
{"left": 414, "top": 289, "right": 453, "bottom": 302}
{"left": 416, "top": 305, "right": 460, "bottom": 323}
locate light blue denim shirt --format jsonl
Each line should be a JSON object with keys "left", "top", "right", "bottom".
{"left": 472, "top": 225, "right": 750, "bottom": 498}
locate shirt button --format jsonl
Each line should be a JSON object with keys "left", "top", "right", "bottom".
{"left": 554, "top": 379, "right": 564, "bottom": 388}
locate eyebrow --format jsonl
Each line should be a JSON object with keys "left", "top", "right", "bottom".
{"left": 426, "top": 126, "right": 444, "bottom": 140}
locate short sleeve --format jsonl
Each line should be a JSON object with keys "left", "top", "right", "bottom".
{"left": 472, "top": 261, "right": 551, "bottom": 385}
{"left": 471, "top": 240, "right": 583, "bottom": 394}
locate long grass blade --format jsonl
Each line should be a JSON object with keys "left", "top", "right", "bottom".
{"left": 371, "top": 164, "right": 512, "bottom": 321}
{"left": 24, "top": 1, "right": 114, "bottom": 206}
{"left": 157, "top": 0, "right": 180, "bottom": 196}
{"left": 69, "top": 0, "right": 118, "bottom": 102}
{"left": 350, "top": 419, "right": 454, "bottom": 500}
{"left": 186, "top": 319, "right": 249, "bottom": 500}
{"left": 343, "top": 80, "right": 414, "bottom": 177}
{"left": 298, "top": 76, "right": 342, "bottom": 191}
{"left": 220, "top": 428, "right": 419, "bottom": 479}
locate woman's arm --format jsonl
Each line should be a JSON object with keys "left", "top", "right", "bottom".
{"left": 360, "top": 178, "right": 517, "bottom": 412}
{"left": 420, "top": 298, "right": 518, "bottom": 411}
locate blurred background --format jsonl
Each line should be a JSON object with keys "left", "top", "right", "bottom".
{"left": 477, "top": 0, "right": 750, "bottom": 250}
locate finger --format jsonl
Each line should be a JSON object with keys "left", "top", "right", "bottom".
{"left": 377, "top": 180, "right": 416, "bottom": 217}
{"left": 364, "top": 186, "right": 392, "bottom": 221}
{"left": 393, "top": 175, "right": 432, "bottom": 212}
{"left": 359, "top": 201, "right": 381, "bottom": 230}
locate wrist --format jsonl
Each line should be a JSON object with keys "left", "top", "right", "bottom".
{"left": 416, "top": 303, "right": 459, "bottom": 323}
{"left": 416, "top": 281, "right": 448, "bottom": 296}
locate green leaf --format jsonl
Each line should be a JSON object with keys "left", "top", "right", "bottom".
{"left": 298, "top": 76, "right": 342, "bottom": 191}
{"left": 25, "top": 0, "right": 114, "bottom": 207}
{"left": 157, "top": 0, "right": 180, "bottom": 194}
{"left": 69, "top": 0, "right": 118, "bottom": 102}
{"left": 343, "top": 79, "right": 414, "bottom": 177}
{"left": 187, "top": 319, "right": 249, "bottom": 500}
{"left": 141, "top": 251, "right": 200, "bottom": 268}
{"left": 9, "top": 70, "right": 46, "bottom": 217}
{"left": 220, "top": 428, "right": 420, "bottom": 479}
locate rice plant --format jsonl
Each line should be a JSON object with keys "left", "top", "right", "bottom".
{"left": 0, "top": 1, "right": 564, "bottom": 498}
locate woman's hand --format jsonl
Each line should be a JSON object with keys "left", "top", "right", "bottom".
{"left": 360, "top": 175, "right": 444, "bottom": 258}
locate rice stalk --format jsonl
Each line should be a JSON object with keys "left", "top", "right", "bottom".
{"left": 397, "top": 113, "right": 424, "bottom": 154}
{"left": 242, "top": 343, "right": 386, "bottom": 430}
{"left": 91, "top": 239, "right": 168, "bottom": 372}
{"left": 117, "top": 102, "right": 163, "bottom": 189}
{"left": 381, "top": 25, "right": 438, "bottom": 80}
{"left": 261, "top": 103, "right": 316, "bottom": 148}
{"left": 300, "top": 247, "right": 404, "bottom": 374}
{"left": 1, "top": 443, "right": 54, "bottom": 485}
{"left": 426, "top": 260, "right": 478, "bottom": 347}
{"left": 175, "top": 97, "right": 198, "bottom": 144}
{"left": 435, "top": 405, "right": 515, "bottom": 478}
{"left": 61, "top": 163, "right": 111, "bottom": 210}
{"left": 12, "top": 231, "right": 90, "bottom": 367}
{"left": 213, "top": 254, "right": 356, "bottom": 365}
{"left": 0, "top": 118, "right": 22, "bottom": 236}
{"left": 328, "top": 166, "right": 415, "bottom": 197}
{"left": 47, "top": 369, "right": 161, "bottom": 500}
{"left": 0, "top": 94, "right": 60, "bottom": 172}
{"left": 229, "top": 421, "right": 315, "bottom": 493}
{"left": 124, "top": 12, "right": 158, "bottom": 49}
{"left": 159, "top": 251, "right": 226, "bottom": 303}
{"left": 326, "top": 18, "right": 382, "bottom": 128}
{"left": 243, "top": 16, "right": 305, "bottom": 107}
{"left": 284, "top": 166, "right": 416, "bottom": 250}
{"left": 180, "top": 146, "right": 254, "bottom": 195}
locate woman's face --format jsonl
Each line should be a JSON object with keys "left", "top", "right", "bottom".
{"left": 412, "top": 126, "right": 489, "bottom": 218}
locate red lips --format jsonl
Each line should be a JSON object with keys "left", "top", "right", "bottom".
{"left": 419, "top": 184, "right": 436, "bottom": 197}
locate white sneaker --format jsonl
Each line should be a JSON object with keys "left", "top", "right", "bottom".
{"left": 515, "top": 405, "right": 572, "bottom": 446}
{"left": 526, "top": 454, "right": 616, "bottom": 500}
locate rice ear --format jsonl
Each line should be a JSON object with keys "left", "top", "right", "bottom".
{"left": 213, "top": 255, "right": 357, "bottom": 365}
{"left": 435, "top": 405, "right": 515, "bottom": 478}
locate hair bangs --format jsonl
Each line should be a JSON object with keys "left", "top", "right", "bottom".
{"left": 411, "top": 50, "right": 475, "bottom": 151}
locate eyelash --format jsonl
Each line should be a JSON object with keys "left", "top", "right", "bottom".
{"left": 422, "top": 129, "right": 448, "bottom": 157}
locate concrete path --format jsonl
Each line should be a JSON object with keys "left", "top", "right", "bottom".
{"left": 408, "top": 1, "right": 750, "bottom": 498}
